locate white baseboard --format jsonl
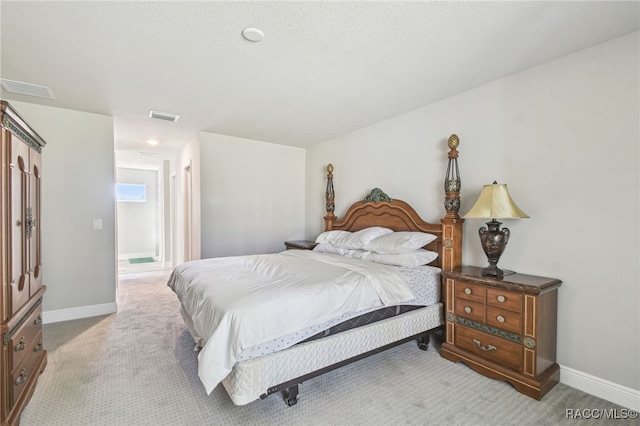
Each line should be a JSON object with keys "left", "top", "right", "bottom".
{"left": 43, "top": 302, "right": 118, "bottom": 324}
{"left": 560, "top": 364, "right": 640, "bottom": 411}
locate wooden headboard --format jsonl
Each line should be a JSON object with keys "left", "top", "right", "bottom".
{"left": 323, "top": 135, "right": 464, "bottom": 271}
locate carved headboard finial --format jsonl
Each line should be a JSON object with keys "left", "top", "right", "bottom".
{"left": 447, "top": 134, "right": 459, "bottom": 159}
{"left": 363, "top": 188, "right": 392, "bottom": 203}
{"left": 448, "top": 134, "right": 459, "bottom": 150}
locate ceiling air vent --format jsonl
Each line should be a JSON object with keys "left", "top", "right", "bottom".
{"left": 149, "top": 110, "right": 179, "bottom": 122}
{"left": 0, "top": 79, "right": 55, "bottom": 99}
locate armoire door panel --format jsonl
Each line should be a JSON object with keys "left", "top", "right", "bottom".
{"left": 29, "top": 150, "right": 42, "bottom": 297}
{"left": 9, "top": 138, "right": 30, "bottom": 315}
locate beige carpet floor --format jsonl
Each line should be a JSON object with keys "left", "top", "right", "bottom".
{"left": 20, "top": 270, "right": 635, "bottom": 426}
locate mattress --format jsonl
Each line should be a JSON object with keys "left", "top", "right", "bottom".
{"left": 221, "top": 302, "right": 444, "bottom": 405}
{"left": 235, "top": 264, "right": 440, "bottom": 361}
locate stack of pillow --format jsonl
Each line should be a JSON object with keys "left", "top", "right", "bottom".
{"left": 313, "top": 226, "right": 438, "bottom": 267}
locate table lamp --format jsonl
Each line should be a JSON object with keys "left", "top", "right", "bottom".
{"left": 463, "top": 181, "right": 529, "bottom": 278}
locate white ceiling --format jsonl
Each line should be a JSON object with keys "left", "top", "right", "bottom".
{"left": 1, "top": 1, "right": 638, "bottom": 155}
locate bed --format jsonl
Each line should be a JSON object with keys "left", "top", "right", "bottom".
{"left": 168, "top": 135, "right": 464, "bottom": 406}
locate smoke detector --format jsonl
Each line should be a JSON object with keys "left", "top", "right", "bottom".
{"left": 242, "top": 28, "right": 264, "bottom": 42}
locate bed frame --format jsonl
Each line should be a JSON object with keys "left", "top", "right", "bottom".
{"left": 246, "top": 135, "right": 464, "bottom": 406}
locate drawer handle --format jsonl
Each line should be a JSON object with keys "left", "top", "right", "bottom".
{"left": 496, "top": 295, "right": 506, "bottom": 303}
{"left": 473, "top": 338, "right": 497, "bottom": 352}
{"left": 15, "top": 368, "right": 27, "bottom": 385}
{"left": 14, "top": 337, "right": 26, "bottom": 352}
{"left": 464, "top": 288, "right": 472, "bottom": 295}
{"left": 34, "top": 314, "right": 42, "bottom": 325}
{"left": 496, "top": 315, "right": 505, "bottom": 323}
{"left": 464, "top": 306, "right": 472, "bottom": 314}
{"left": 34, "top": 342, "right": 43, "bottom": 352}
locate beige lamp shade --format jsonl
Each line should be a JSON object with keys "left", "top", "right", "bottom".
{"left": 463, "top": 182, "right": 529, "bottom": 219}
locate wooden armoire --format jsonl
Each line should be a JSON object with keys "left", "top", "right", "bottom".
{"left": 0, "top": 101, "right": 47, "bottom": 426}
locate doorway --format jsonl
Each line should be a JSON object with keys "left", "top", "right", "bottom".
{"left": 115, "top": 165, "right": 171, "bottom": 275}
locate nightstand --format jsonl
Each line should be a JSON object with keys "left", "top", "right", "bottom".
{"left": 441, "top": 266, "right": 562, "bottom": 400}
{"left": 284, "top": 240, "right": 318, "bottom": 250}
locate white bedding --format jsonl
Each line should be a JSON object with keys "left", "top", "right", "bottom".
{"left": 235, "top": 263, "right": 441, "bottom": 361}
{"left": 167, "top": 250, "right": 416, "bottom": 394}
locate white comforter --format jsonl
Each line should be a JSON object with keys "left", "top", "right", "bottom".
{"left": 167, "top": 250, "right": 415, "bottom": 394}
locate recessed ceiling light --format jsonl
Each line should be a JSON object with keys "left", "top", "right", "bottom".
{"left": 242, "top": 27, "right": 264, "bottom": 42}
{"left": 147, "top": 139, "right": 159, "bottom": 146}
{"left": 0, "top": 78, "right": 55, "bottom": 99}
{"left": 149, "top": 110, "right": 179, "bottom": 122}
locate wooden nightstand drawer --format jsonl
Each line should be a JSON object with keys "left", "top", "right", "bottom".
{"left": 455, "top": 326, "right": 521, "bottom": 371}
{"left": 486, "top": 288, "right": 522, "bottom": 313}
{"left": 454, "top": 299, "right": 484, "bottom": 323}
{"left": 485, "top": 306, "right": 521, "bottom": 334}
{"left": 454, "top": 281, "right": 484, "bottom": 304}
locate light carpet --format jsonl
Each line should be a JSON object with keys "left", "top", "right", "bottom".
{"left": 20, "top": 270, "right": 633, "bottom": 426}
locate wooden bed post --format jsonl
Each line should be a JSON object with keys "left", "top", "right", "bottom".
{"left": 324, "top": 163, "right": 335, "bottom": 230}
{"left": 441, "top": 134, "right": 464, "bottom": 271}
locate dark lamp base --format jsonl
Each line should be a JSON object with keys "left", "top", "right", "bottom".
{"left": 478, "top": 219, "right": 511, "bottom": 280}
{"left": 481, "top": 264, "right": 504, "bottom": 278}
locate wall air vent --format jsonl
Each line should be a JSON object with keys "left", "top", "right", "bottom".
{"left": 0, "top": 79, "right": 55, "bottom": 99}
{"left": 148, "top": 110, "right": 179, "bottom": 122}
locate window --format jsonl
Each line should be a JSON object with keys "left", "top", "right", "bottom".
{"left": 116, "top": 183, "right": 146, "bottom": 202}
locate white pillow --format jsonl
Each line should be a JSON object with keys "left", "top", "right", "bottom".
{"left": 363, "top": 231, "right": 438, "bottom": 254}
{"left": 312, "top": 242, "right": 353, "bottom": 256}
{"left": 332, "top": 226, "right": 393, "bottom": 249}
{"left": 361, "top": 250, "right": 439, "bottom": 267}
{"left": 315, "top": 230, "right": 352, "bottom": 245}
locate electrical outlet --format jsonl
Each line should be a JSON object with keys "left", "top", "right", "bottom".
{"left": 93, "top": 219, "right": 102, "bottom": 230}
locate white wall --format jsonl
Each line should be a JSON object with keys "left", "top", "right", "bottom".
{"left": 9, "top": 101, "right": 117, "bottom": 317}
{"left": 307, "top": 32, "right": 639, "bottom": 398}
{"left": 199, "top": 132, "right": 306, "bottom": 258}
{"left": 116, "top": 167, "right": 158, "bottom": 258}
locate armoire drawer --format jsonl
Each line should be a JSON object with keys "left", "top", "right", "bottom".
{"left": 8, "top": 304, "right": 43, "bottom": 370}
{"left": 9, "top": 330, "right": 44, "bottom": 408}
